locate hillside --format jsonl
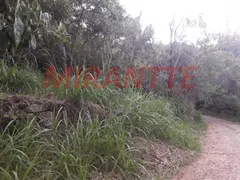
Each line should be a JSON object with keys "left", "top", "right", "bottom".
{"left": 1, "top": 0, "right": 240, "bottom": 179}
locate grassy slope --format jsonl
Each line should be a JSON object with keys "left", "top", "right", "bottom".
{"left": 0, "top": 64, "right": 205, "bottom": 179}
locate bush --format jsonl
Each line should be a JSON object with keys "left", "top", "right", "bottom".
{"left": 203, "top": 94, "right": 240, "bottom": 116}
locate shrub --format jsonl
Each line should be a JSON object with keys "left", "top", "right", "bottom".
{"left": 204, "top": 94, "right": 240, "bottom": 116}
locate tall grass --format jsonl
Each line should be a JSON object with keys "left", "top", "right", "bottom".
{"left": 0, "top": 64, "right": 203, "bottom": 178}
{"left": 0, "top": 115, "right": 138, "bottom": 180}
{"left": 0, "top": 61, "right": 43, "bottom": 94}
{"left": 46, "top": 83, "right": 201, "bottom": 150}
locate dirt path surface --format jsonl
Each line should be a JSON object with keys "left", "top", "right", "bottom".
{"left": 174, "top": 116, "right": 240, "bottom": 180}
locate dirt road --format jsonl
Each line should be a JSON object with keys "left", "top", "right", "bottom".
{"left": 174, "top": 116, "right": 240, "bottom": 180}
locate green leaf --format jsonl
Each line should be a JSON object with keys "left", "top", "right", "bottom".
{"left": 31, "top": 35, "right": 37, "bottom": 49}
{"left": 55, "top": 22, "right": 67, "bottom": 42}
{"left": 14, "top": 16, "right": 25, "bottom": 48}
{"left": 57, "top": 22, "right": 66, "bottom": 34}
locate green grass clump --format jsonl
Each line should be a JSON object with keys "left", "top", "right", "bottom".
{"left": 44, "top": 79, "right": 201, "bottom": 150}
{"left": 0, "top": 117, "right": 138, "bottom": 180}
{"left": 0, "top": 61, "right": 43, "bottom": 94}
{"left": 49, "top": 83, "right": 201, "bottom": 149}
{"left": 112, "top": 90, "right": 201, "bottom": 150}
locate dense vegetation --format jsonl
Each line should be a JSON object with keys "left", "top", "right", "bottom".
{"left": 0, "top": 0, "right": 239, "bottom": 179}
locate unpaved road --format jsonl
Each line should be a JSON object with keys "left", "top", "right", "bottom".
{"left": 174, "top": 116, "right": 240, "bottom": 180}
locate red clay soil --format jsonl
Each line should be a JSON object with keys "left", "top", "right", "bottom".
{"left": 174, "top": 116, "right": 240, "bottom": 180}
